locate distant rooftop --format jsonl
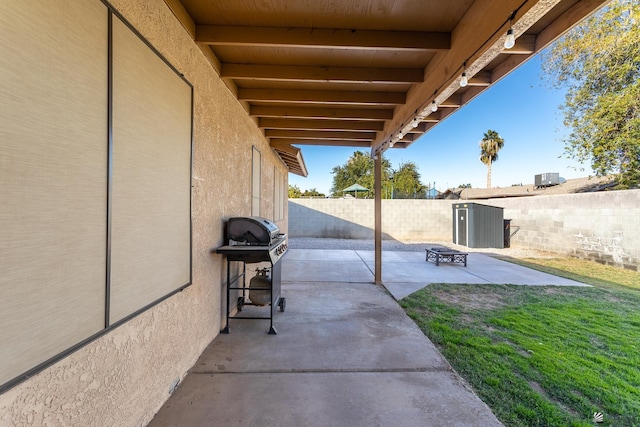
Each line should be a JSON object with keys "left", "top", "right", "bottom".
{"left": 443, "top": 176, "right": 618, "bottom": 200}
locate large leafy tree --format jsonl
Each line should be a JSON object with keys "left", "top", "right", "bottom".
{"left": 288, "top": 185, "right": 325, "bottom": 198}
{"left": 301, "top": 188, "right": 325, "bottom": 197}
{"left": 392, "top": 161, "right": 426, "bottom": 198}
{"left": 330, "top": 151, "right": 393, "bottom": 197}
{"left": 479, "top": 129, "right": 505, "bottom": 188}
{"left": 542, "top": 0, "right": 640, "bottom": 187}
{"left": 288, "top": 184, "right": 302, "bottom": 198}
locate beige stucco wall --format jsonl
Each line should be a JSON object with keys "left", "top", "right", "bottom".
{"left": 0, "top": 0, "right": 288, "bottom": 425}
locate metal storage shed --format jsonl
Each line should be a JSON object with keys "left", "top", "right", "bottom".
{"left": 452, "top": 203, "right": 504, "bottom": 249}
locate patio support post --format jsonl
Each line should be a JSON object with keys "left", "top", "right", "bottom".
{"left": 374, "top": 154, "right": 382, "bottom": 285}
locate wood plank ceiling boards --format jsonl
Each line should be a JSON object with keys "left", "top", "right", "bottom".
{"left": 165, "top": 0, "right": 610, "bottom": 174}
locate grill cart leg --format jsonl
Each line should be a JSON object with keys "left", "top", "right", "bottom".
{"left": 221, "top": 259, "right": 231, "bottom": 334}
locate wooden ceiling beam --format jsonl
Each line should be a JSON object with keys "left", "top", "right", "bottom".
{"left": 468, "top": 70, "right": 492, "bottom": 86}
{"left": 493, "top": 1, "right": 609, "bottom": 86}
{"left": 251, "top": 105, "right": 393, "bottom": 120}
{"left": 492, "top": 53, "right": 530, "bottom": 83}
{"left": 270, "top": 141, "right": 301, "bottom": 154}
{"left": 422, "top": 112, "right": 441, "bottom": 123}
{"left": 408, "top": 120, "right": 437, "bottom": 133}
{"left": 503, "top": 34, "right": 536, "bottom": 54}
{"left": 382, "top": 0, "right": 608, "bottom": 153}
{"left": 440, "top": 94, "right": 462, "bottom": 108}
{"left": 265, "top": 129, "right": 376, "bottom": 141}
{"left": 437, "top": 107, "right": 457, "bottom": 122}
{"left": 259, "top": 118, "right": 384, "bottom": 131}
{"left": 197, "top": 25, "right": 451, "bottom": 51}
{"left": 237, "top": 88, "right": 406, "bottom": 105}
{"left": 422, "top": 122, "right": 438, "bottom": 133}
{"left": 460, "top": 86, "right": 487, "bottom": 105}
{"left": 399, "top": 133, "right": 418, "bottom": 142}
{"left": 270, "top": 142, "right": 308, "bottom": 177}
{"left": 270, "top": 138, "right": 370, "bottom": 147}
{"left": 372, "top": 0, "right": 564, "bottom": 153}
{"left": 221, "top": 63, "right": 424, "bottom": 83}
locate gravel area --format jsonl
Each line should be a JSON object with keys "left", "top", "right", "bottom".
{"left": 288, "top": 237, "right": 557, "bottom": 259}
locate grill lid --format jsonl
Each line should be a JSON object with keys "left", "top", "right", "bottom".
{"left": 227, "top": 216, "right": 280, "bottom": 245}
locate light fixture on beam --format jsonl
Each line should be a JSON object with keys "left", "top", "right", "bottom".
{"left": 460, "top": 61, "right": 468, "bottom": 87}
{"left": 504, "top": 11, "right": 516, "bottom": 49}
{"left": 389, "top": 137, "right": 397, "bottom": 148}
{"left": 504, "top": 28, "right": 515, "bottom": 49}
{"left": 431, "top": 101, "right": 438, "bottom": 112}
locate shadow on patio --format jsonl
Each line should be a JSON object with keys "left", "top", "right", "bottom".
{"left": 149, "top": 240, "right": 587, "bottom": 426}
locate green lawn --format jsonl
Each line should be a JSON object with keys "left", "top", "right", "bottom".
{"left": 495, "top": 256, "right": 640, "bottom": 291}
{"left": 400, "top": 259, "right": 640, "bottom": 426}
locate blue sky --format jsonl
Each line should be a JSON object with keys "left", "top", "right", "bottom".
{"left": 289, "top": 54, "right": 590, "bottom": 195}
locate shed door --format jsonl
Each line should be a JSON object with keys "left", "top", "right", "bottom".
{"left": 457, "top": 209, "right": 468, "bottom": 246}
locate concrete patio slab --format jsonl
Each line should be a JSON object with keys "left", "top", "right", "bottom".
{"left": 284, "top": 249, "right": 364, "bottom": 262}
{"left": 150, "top": 282, "right": 502, "bottom": 427}
{"left": 152, "top": 370, "right": 501, "bottom": 427}
{"left": 150, "top": 246, "right": 589, "bottom": 427}
{"left": 193, "top": 282, "right": 449, "bottom": 372}
{"left": 282, "top": 249, "right": 588, "bottom": 300}
{"left": 356, "top": 250, "right": 492, "bottom": 287}
{"left": 282, "top": 258, "right": 373, "bottom": 282}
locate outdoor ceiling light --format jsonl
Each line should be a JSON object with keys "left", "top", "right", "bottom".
{"left": 504, "top": 28, "right": 515, "bottom": 49}
{"left": 431, "top": 101, "right": 438, "bottom": 112}
{"left": 460, "top": 61, "right": 468, "bottom": 87}
{"left": 460, "top": 72, "right": 468, "bottom": 87}
{"left": 389, "top": 136, "right": 398, "bottom": 147}
{"left": 411, "top": 118, "right": 419, "bottom": 128}
{"left": 504, "top": 11, "right": 517, "bottom": 49}
{"left": 389, "top": 131, "right": 403, "bottom": 148}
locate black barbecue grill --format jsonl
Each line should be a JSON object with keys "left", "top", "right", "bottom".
{"left": 227, "top": 216, "right": 280, "bottom": 245}
{"left": 215, "top": 216, "right": 288, "bottom": 334}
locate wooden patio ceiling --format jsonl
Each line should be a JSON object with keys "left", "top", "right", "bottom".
{"left": 165, "top": 0, "right": 609, "bottom": 176}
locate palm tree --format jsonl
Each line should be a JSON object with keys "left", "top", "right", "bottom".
{"left": 479, "top": 130, "right": 505, "bottom": 188}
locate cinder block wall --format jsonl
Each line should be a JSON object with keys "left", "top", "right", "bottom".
{"left": 289, "top": 190, "right": 640, "bottom": 271}
{"left": 493, "top": 191, "right": 640, "bottom": 271}
{"left": 288, "top": 199, "right": 453, "bottom": 241}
